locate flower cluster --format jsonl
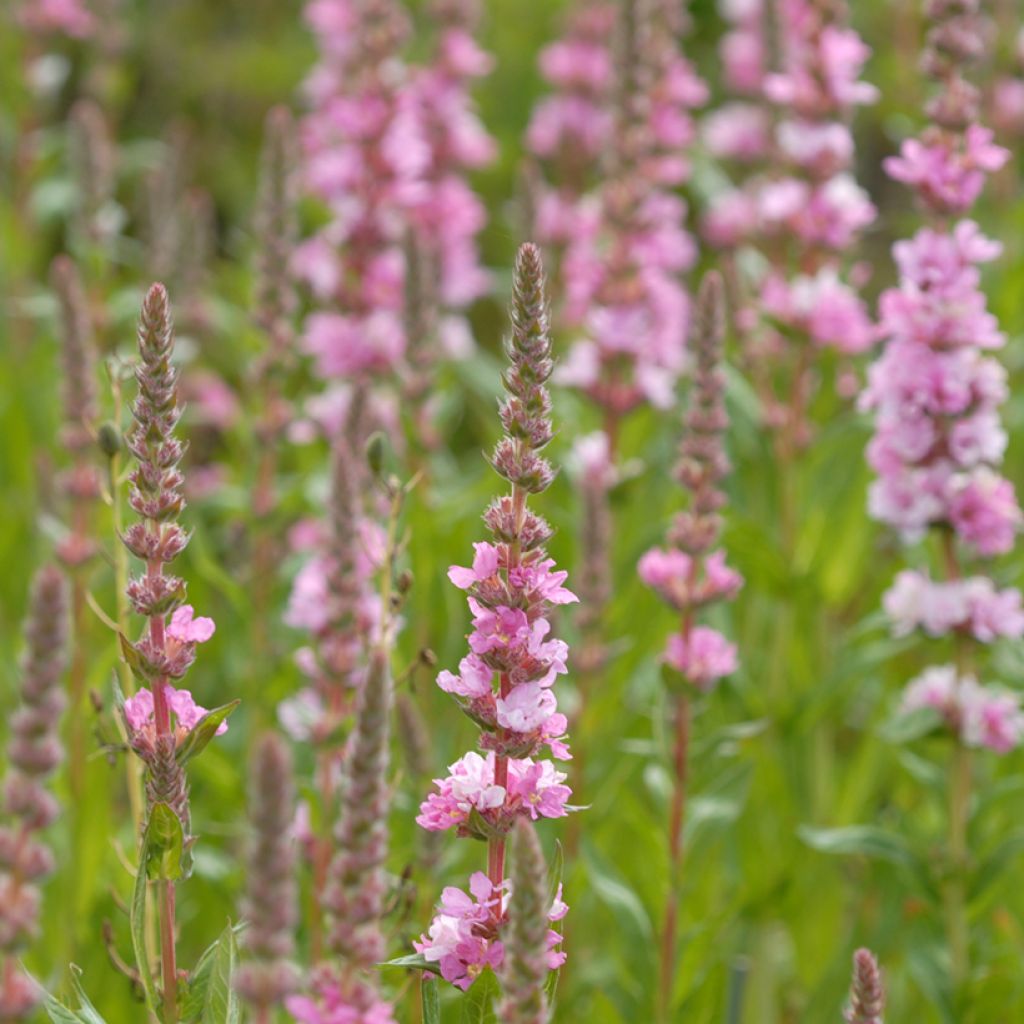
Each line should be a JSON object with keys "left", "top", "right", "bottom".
{"left": 414, "top": 870, "right": 567, "bottom": 993}
{"left": 639, "top": 274, "right": 742, "bottom": 691}
{"left": 526, "top": 1, "right": 616, "bottom": 252}
{"left": 18, "top": 0, "right": 95, "bottom": 37}
{"left": 287, "top": 650, "right": 397, "bottom": 1024}
{"left": 51, "top": 255, "right": 101, "bottom": 569}
{"left": 235, "top": 733, "right": 301, "bottom": 1014}
{"left": 862, "top": 0, "right": 1022, "bottom": 751}
{"left": 705, "top": 0, "right": 876, "bottom": 442}
{"left": 902, "top": 666, "right": 1024, "bottom": 755}
{"left": 555, "top": 0, "right": 706, "bottom": 417}
{"left": 120, "top": 285, "right": 225, "bottom": 843}
{"left": 0, "top": 566, "right": 68, "bottom": 1022}
{"left": 845, "top": 948, "right": 884, "bottom": 1024}
{"left": 883, "top": 570, "right": 1024, "bottom": 641}
{"left": 281, "top": 441, "right": 387, "bottom": 753}
{"left": 296, "top": 0, "right": 493, "bottom": 398}
{"left": 415, "top": 244, "right": 572, "bottom": 993}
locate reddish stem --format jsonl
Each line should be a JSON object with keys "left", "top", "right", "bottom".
{"left": 487, "top": 483, "right": 526, "bottom": 896}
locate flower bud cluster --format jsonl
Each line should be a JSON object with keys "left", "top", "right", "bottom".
{"left": 0, "top": 566, "right": 68, "bottom": 1021}
{"left": 639, "top": 274, "right": 742, "bottom": 691}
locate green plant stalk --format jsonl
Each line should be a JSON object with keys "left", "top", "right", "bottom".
{"left": 941, "top": 529, "right": 972, "bottom": 988}
{"left": 945, "top": 742, "right": 971, "bottom": 987}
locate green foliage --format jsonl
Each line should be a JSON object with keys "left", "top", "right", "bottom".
{"left": 4, "top": 1, "right": 1024, "bottom": 1023}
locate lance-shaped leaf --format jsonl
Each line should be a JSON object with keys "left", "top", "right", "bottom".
{"left": 175, "top": 700, "right": 241, "bottom": 765}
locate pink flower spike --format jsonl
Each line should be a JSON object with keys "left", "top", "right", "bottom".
{"left": 167, "top": 605, "right": 216, "bottom": 644}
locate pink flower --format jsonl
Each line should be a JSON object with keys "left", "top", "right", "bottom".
{"left": 167, "top": 605, "right": 216, "bottom": 644}
{"left": 416, "top": 752, "right": 506, "bottom": 833}
{"left": 885, "top": 125, "right": 1009, "bottom": 215}
{"left": 448, "top": 542, "right": 501, "bottom": 589}
{"left": 664, "top": 627, "right": 738, "bottom": 690}
{"left": 19, "top": 0, "right": 95, "bottom": 36}
{"left": 124, "top": 685, "right": 228, "bottom": 742}
{"left": 506, "top": 759, "right": 572, "bottom": 821}
{"left": 961, "top": 680, "right": 1024, "bottom": 754}
{"left": 949, "top": 470, "right": 1021, "bottom": 556}
{"left": 414, "top": 873, "right": 505, "bottom": 990}
{"left": 495, "top": 683, "right": 558, "bottom": 734}
{"left": 437, "top": 654, "right": 493, "bottom": 699}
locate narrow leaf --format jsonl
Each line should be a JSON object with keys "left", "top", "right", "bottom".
{"left": 421, "top": 976, "right": 442, "bottom": 1024}
{"left": 379, "top": 952, "right": 442, "bottom": 976}
{"left": 129, "top": 837, "right": 160, "bottom": 1015}
{"left": 201, "top": 923, "right": 240, "bottom": 1024}
{"left": 175, "top": 701, "right": 241, "bottom": 765}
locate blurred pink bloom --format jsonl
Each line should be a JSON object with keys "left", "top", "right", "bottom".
{"left": 664, "top": 626, "right": 738, "bottom": 690}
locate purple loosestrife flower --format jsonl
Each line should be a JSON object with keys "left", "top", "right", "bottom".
{"left": 296, "top": 0, "right": 493, "bottom": 434}
{"left": 704, "top": 0, "right": 876, "bottom": 447}
{"left": 640, "top": 273, "right": 742, "bottom": 690}
{"left": 235, "top": 733, "right": 301, "bottom": 1016}
{"left": 283, "top": 441, "right": 382, "bottom": 726}
{"left": 67, "top": 99, "right": 115, "bottom": 253}
{"left": 526, "top": 0, "right": 617, "bottom": 254}
{"left": 254, "top": 105, "right": 299, "bottom": 366}
{"left": 18, "top": 0, "right": 95, "bottom": 36}
{"left": 286, "top": 650, "right": 396, "bottom": 1024}
{"left": 640, "top": 274, "right": 740, "bottom": 1020}
{"left": 51, "top": 255, "right": 102, "bottom": 569}
{"left": 844, "top": 948, "right": 884, "bottom": 1024}
{"left": 120, "top": 284, "right": 227, "bottom": 1017}
{"left": 556, "top": 0, "right": 706, "bottom": 421}
{"left": 861, "top": 0, "right": 1024, "bottom": 753}
{"left": 498, "top": 820, "right": 554, "bottom": 1024}
{"left": 0, "top": 566, "right": 68, "bottom": 1021}
{"left": 415, "top": 243, "right": 573, "bottom": 995}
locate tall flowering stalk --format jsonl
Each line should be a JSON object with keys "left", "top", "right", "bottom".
{"left": 296, "top": 0, "right": 494, "bottom": 440}
{"left": 118, "top": 284, "right": 227, "bottom": 1024}
{"left": 638, "top": 274, "right": 742, "bottom": 1022}
{"left": 249, "top": 106, "right": 299, "bottom": 669}
{"left": 414, "top": 244, "right": 572, "bottom": 996}
{"left": 556, "top": 0, "right": 706, "bottom": 432}
{"left": 525, "top": 0, "right": 616, "bottom": 265}
{"left": 844, "top": 948, "right": 884, "bottom": 1024}
{"left": 287, "top": 453, "right": 411, "bottom": 1024}
{"left": 704, "top": 0, "right": 876, "bottom": 482}
{"left": 235, "top": 732, "right": 300, "bottom": 1022}
{"left": 51, "top": 256, "right": 100, "bottom": 761}
{"left": 861, "top": 0, "right": 1020, "bottom": 986}
{"left": 0, "top": 566, "right": 68, "bottom": 1022}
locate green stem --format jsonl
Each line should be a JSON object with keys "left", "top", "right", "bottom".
{"left": 945, "top": 742, "right": 971, "bottom": 988}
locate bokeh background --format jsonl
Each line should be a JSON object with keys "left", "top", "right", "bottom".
{"left": 3, "top": 0, "right": 1024, "bottom": 1021}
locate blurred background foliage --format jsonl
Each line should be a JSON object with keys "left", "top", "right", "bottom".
{"left": 3, "top": 0, "right": 1024, "bottom": 1021}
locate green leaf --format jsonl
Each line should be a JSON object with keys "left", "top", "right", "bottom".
{"left": 118, "top": 632, "right": 155, "bottom": 684}
{"left": 797, "top": 824, "right": 915, "bottom": 866}
{"left": 200, "top": 923, "right": 240, "bottom": 1024}
{"left": 379, "top": 952, "right": 442, "bottom": 976}
{"left": 879, "top": 706, "right": 943, "bottom": 744}
{"left": 421, "top": 976, "right": 442, "bottom": 1024}
{"left": 175, "top": 700, "right": 241, "bottom": 765}
{"left": 181, "top": 924, "right": 248, "bottom": 1023}
{"left": 459, "top": 970, "right": 498, "bottom": 1024}
{"left": 42, "top": 967, "right": 110, "bottom": 1024}
{"left": 145, "top": 802, "right": 186, "bottom": 881}
{"left": 129, "top": 837, "right": 160, "bottom": 1016}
